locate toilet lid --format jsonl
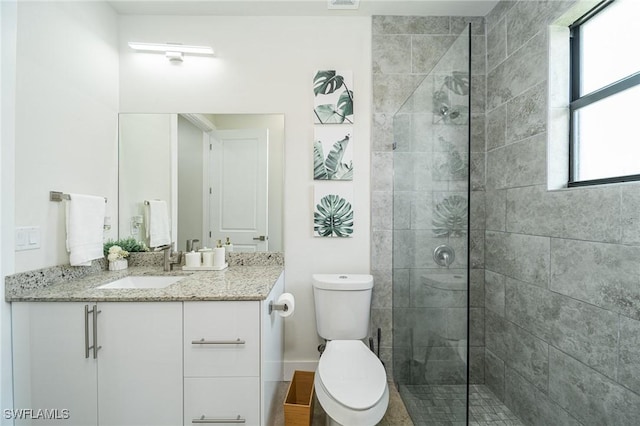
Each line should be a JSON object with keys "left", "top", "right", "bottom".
{"left": 318, "top": 340, "right": 387, "bottom": 411}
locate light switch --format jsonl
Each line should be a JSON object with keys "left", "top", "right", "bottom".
{"left": 29, "top": 228, "right": 40, "bottom": 245}
{"left": 16, "top": 226, "right": 40, "bottom": 251}
{"left": 16, "top": 229, "right": 27, "bottom": 248}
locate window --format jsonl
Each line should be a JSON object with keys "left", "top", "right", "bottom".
{"left": 569, "top": 0, "right": 640, "bottom": 187}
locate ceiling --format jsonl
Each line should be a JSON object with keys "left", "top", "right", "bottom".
{"left": 108, "top": 0, "right": 500, "bottom": 17}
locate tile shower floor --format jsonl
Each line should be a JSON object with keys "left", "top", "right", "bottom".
{"left": 399, "top": 384, "right": 524, "bottom": 426}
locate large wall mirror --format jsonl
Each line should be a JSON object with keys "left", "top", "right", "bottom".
{"left": 118, "top": 113, "right": 284, "bottom": 253}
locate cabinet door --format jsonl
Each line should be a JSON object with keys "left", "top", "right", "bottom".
{"left": 184, "top": 377, "right": 260, "bottom": 426}
{"left": 184, "top": 301, "right": 260, "bottom": 377}
{"left": 97, "top": 302, "right": 183, "bottom": 426}
{"left": 12, "top": 302, "right": 98, "bottom": 426}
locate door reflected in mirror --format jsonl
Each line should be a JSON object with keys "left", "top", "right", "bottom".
{"left": 118, "top": 113, "right": 284, "bottom": 252}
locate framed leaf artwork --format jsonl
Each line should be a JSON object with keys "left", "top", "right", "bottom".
{"left": 314, "top": 126, "right": 353, "bottom": 181}
{"left": 313, "top": 184, "right": 354, "bottom": 238}
{"left": 313, "top": 70, "right": 354, "bottom": 124}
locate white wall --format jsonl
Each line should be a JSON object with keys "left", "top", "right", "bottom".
{"left": 119, "top": 15, "right": 372, "bottom": 371}
{"left": 14, "top": 1, "right": 120, "bottom": 272}
{"left": 3, "top": 0, "right": 120, "bottom": 415}
{"left": 1, "top": 0, "right": 17, "bottom": 419}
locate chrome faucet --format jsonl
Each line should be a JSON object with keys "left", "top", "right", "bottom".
{"left": 157, "top": 243, "right": 183, "bottom": 272}
{"left": 186, "top": 239, "right": 200, "bottom": 252}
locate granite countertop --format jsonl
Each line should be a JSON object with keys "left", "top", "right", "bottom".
{"left": 6, "top": 265, "right": 284, "bottom": 302}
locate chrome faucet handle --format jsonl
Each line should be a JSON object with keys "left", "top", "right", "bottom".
{"left": 433, "top": 245, "right": 455, "bottom": 268}
{"left": 157, "top": 243, "right": 182, "bottom": 271}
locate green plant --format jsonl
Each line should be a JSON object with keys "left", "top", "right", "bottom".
{"left": 314, "top": 194, "right": 354, "bottom": 237}
{"left": 103, "top": 237, "right": 148, "bottom": 257}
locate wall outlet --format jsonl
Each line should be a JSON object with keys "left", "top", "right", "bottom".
{"left": 131, "top": 215, "right": 143, "bottom": 236}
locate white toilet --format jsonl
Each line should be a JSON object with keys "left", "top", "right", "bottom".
{"left": 312, "top": 274, "right": 389, "bottom": 426}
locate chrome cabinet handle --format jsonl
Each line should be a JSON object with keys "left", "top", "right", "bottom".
{"left": 92, "top": 305, "right": 101, "bottom": 359}
{"left": 84, "top": 305, "right": 90, "bottom": 358}
{"left": 85, "top": 304, "right": 102, "bottom": 359}
{"left": 191, "top": 338, "right": 245, "bottom": 345}
{"left": 192, "top": 415, "right": 245, "bottom": 424}
{"left": 252, "top": 236, "right": 267, "bottom": 241}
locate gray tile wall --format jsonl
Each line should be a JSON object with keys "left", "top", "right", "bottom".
{"left": 371, "top": 15, "right": 486, "bottom": 382}
{"left": 374, "top": 4, "right": 640, "bottom": 422}
{"left": 484, "top": 0, "right": 640, "bottom": 424}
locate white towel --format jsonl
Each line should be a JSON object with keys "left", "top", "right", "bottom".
{"left": 145, "top": 200, "right": 171, "bottom": 248}
{"left": 65, "top": 194, "right": 106, "bottom": 266}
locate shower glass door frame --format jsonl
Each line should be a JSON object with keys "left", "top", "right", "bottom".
{"left": 392, "top": 23, "right": 472, "bottom": 425}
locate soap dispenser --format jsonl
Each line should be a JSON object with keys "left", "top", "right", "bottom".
{"left": 225, "top": 237, "right": 234, "bottom": 253}
{"left": 213, "top": 240, "right": 226, "bottom": 268}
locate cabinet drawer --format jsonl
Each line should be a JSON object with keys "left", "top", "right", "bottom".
{"left": 184, "top": 301, "right": 260, "bottom": 377}
{"left": 184, "top": 377, "right": 260, "bottom": 426}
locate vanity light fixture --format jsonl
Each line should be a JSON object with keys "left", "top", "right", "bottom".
{"left": 128, "top": 42, "right": 214, "bottom": 62}
{"left": 327, "top": 0, "right": 360, "bottom": 9}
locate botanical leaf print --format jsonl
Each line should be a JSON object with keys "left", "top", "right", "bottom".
{"left": 313, "top": 70, "right": 354, "bottom": 124}
{"left": 432, "top": 195, "right": 468, "bottom": 237}
{"left": 313, "top": 141, "right": 328, "bottom": 180}
{"left": 314, "top": 104, "right": 347, "bottom": 124}
{"left": 313, "top": 70, "right": 345, "bottom": 96}
{"left": 314, "top": 194, "right": 354, "bottom": 237}
{"left": 314, "top": 134, "right": 352, "bottom": 180}
{"left": 444, "top": 71, "right": 469, "bottom": 96}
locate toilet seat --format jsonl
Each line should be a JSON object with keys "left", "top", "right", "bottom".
{"left": 318, "top": 340, "right": 387, "bottom": 410}
{"left": 315, "top": 340, "right": 389, "bottom": 425}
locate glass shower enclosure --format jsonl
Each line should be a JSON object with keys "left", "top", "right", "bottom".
{"left": 392, "top": 25, "right": 471, "bottom": 424}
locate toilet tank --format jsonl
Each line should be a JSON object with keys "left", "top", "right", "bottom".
{"left": 312, "top": 274, "right": 373, "bottom": 340}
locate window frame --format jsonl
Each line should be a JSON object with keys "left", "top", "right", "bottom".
{"left": 568, "top": 0, "right": 640, "bottom": 187}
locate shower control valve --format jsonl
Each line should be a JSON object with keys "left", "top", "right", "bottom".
{"left": 433, "top": 245, "right": 455, "bottom": 268}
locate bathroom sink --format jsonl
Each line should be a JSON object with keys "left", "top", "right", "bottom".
{"left": 97, "top": 275, "right": 185, "bottom": 289}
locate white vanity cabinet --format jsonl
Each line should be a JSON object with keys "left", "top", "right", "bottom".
{"left": 11, "top": 270, "right": 285, "bottom": 426}
{"left": 184, "top": 301, "right": 261, "bottom": 425}
{"left": 97, "top": 302, "right": 183, "bottom": 426}
{"left": 12, "top": 302, "right": 98, "bottom": 426}
{"left": 12, "top": 302, "right": 183, "bottom": 426}
{"left": 183, "top": 271, "right": 285, "bottom": 426}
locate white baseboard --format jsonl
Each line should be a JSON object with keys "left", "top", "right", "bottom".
{"left": 283, "top": 361, "right": 318, "bottom": 381}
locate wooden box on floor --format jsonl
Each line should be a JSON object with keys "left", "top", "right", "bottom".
{"left": 284, "top": 370, "right": 315, "bottom": 425}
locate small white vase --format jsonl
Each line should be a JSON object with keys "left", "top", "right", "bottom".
{"left": 109, "top": 259, "right": 128, "bottom": 271}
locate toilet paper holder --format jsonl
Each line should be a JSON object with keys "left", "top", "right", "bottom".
{"left": 268, "top": 300, "right": 289, "bottom": 315}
